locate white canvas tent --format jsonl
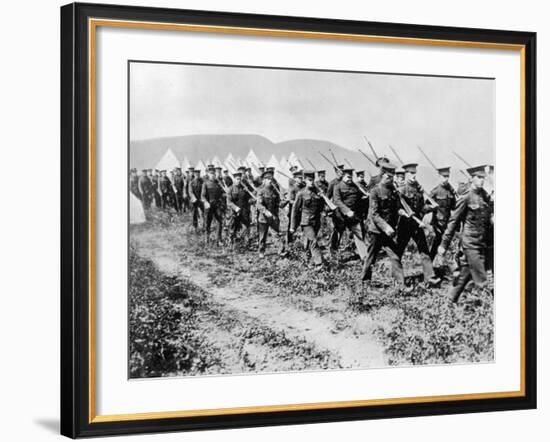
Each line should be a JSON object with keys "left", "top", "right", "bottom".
{"left": 180, "top": 156, "right": 191, "bottom": 171}
{"left": 245, "top": 149, "right": 263, "bottom": 168}
{"left": 155, "top": 148, "right": 180, "bottom": 171}
{"left": 129, "top": 193, "right": 146, "bottom": 224}
{"left": 195, "top": 160, "right": 207, "bottom": 173}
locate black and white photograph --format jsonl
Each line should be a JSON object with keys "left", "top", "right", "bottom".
{"left": 128, "top": 61, "right": 495, "bottom": 379}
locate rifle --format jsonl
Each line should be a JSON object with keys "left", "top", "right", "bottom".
{"left": 388, "top": 144, "right": 404, "bottom": 165}
{"left": 306, "top": 158, "right": 317, "bottom": 171}
{"left": 363, "top": 136, "right": 379, "bottom": 161}
{"left": 357, "top": 148, "right": 377, "bottom": 167}
{"left": 453, "top": 151, "right": 473, "bottom": 168}
{"left": 318, "top": 151, "right": 339, "bottom": 170}
{"left": 417, "top": 145, "right": 438, "bottom": 172}
{"left": 344, "top": 158, "right": 353, "bottom": 168}
{"left": 329, "top": 148, "right": 339, "bottom": 166}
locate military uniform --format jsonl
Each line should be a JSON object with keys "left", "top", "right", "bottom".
{"left": 173, "top": 173, "right": 185, "bottom": 213}
{"left": 256, "top": 183, "right": 286, "bottom": 255}
{"left": 226, "top": 181, "right": 252, "bottom": 242}
{"left": 137, "top": 174, "right": 153, "bottom": 210}
{"left": 332, "top": 176, "right": 368, "bottom": 259}
{"left": 150, "top": 174, "right": 162, "bottom": 208}
{"left": 428, "top": 182, "right": 457, "bottom": 259}
{"left": 189, "top": 176, "right": 204, "bottom": 229}
{"left": 360, "top": 180, "right": 405, "bottom": 283}
{"left": 327, "top": 176, "right": 345, "bottom": 252}
{"left": 291, "top": 185, "right": 325, "bottom": 265}
{"left": 314, "top": 178, "right": 329, "bottom": 195}
{"left": 285, "top": 180, "right": 305, "bottom": 243}
{"left": 395, "top": 179, "right": 436, "bottom": 281}
{"left": 355, "top": 177, "right": 370, "bottom": 221}
{"left": 201, "top": 177, "right": 226, "bottom": 242}
{"left": 440, "top": 184, "right": 493, "bottom": 302}
{"left": 366, "top": 173, "right": 383, "bottom": 192}
{"left": 160, "top": 175, "right": 176, "bottom": 210}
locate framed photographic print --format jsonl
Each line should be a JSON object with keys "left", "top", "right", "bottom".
{"left": 60, "top": 2, "right": 537, "bottom": 438}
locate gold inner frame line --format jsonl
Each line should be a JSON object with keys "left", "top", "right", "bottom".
{"left": 88, "top": 18, "right": 527, "bottom": 424}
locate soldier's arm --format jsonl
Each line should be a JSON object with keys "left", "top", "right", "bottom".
{"left": 370, "top": 189, "right": 393, "bottom": 234}
{"left": 138, "top": 179, "right": 144, "bottom": 196}
{"left": 440, "top": 194, "right": 468, "bottom": 250}
{"left": 333, "top": 185, "right": 352, "bottom": 216}
{"left": 200, "top": 182, "right": 207, "bottom": 202}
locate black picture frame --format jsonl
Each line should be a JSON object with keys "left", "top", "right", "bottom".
{"left": 61, "top": 2, "right": 537, "bottom": 438}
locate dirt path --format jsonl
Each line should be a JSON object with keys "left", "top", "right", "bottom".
{"left": 132, "top": 227, "right": 387, "bottom": 369}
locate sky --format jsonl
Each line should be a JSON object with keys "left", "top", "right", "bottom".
{"left": 129, "top": 61, "right": 495, "bottom": 166}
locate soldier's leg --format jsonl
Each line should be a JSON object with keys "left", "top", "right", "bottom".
{"left": 303, "top": 225, "right": 323, "bottom": 265}
{"left": 449, "top": 259, "right": 472, "bottom": 303}
{"left": 464, "top": 248, "right": 488, "bottom": 288}
{"left": 396, "top": 220, "right": 413, "bottom": 258}
{"left": 381, "top": 235, "right": 405, "bottom": 284}
{"left": 204, "top": 208, "right": 214, "bottom": 241}
{"left": 270, "top": 217, "right": 286, "bottom": 255}
{"left": 412, "top": 228, "right": 436, "bottom": 280}
{"left": 360, "top": 232, "right": 383, "bottom": 281}
{"left": 429, "top": 223, "right": 444, "bottom": 260}
{"left": 215, "top": 209, "right": 223, "bottom": 242}
{"left": 348, "top": 221, "right": 368, "bottom": 259}
{"left": 330, "top": 215, "right": 344, "bottom": 253}
{"left": 192, "top": 203, "right": 199, "bottom": 229}
{"left": 258, "top": 222, "right": 268, "bottom": 254}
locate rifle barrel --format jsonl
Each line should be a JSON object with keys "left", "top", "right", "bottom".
{"left": 388, "top": 145, "right": 404, "bottom": 165}
{"left": 357, "top": 148, "right": 377, "bottom": 167}
{"left": 417, "top": 145, "right": 439, "bottom": 172}
{"left": 364, "top": 136, "right": 379, "bottom": 161}
{"left": 453, "top": 151, "right": 473, "bottom": 168}
{"left": 306, "top": 158, "right": 318, "bottom": 171}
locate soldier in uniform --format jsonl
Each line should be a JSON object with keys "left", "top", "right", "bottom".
{"left": 173, "top": 167, "right": 185, "bottom": 213}
{"left": 395, "top": 163, "right": 439, "bottom": 285}
{"left": 254, "top": 166, "right": 266, "bottom": 187}
{"left": 355, "top": 170, "right": 370, "bottom": 223}
{"left": 428, "top": 166, "right": 457, "bottom": 259}
{"left": 226, "top": 171, "right": 252, "bottom": 244}
{"left": 159, "top": 170, "right": 175, "bottom": 210}
{"left": 189, "top": 169, "right": 204, "bottom": 230}
{"left": 138, "top": 169, "right": 153, "bottom": 210}
{"left": 284, "top": 169, "right": 305, "bottom": 245}
{"left": 360, "top": 163, "right": 406, "bottom": 285}
{"left": 327, "top": 164, "right": 345, "bottom": 253}
{"left": 437, "top": 165, "right": 493, "bottom": 303}
{"left": 290, "top": 170, "right": 325, "bottom": 269}
{"left": 256, "top": 169, "right": 287, "bottom": 258}
{"left": 366, "top": 156, "right": 391, "bottom": 192}
{"left": 332, "top": 168, "right": 368, "bottom": 259}
{"left": 222, "top": 169, "right": 233, "bottom": 188}
{"left": 183, "top": 167, "right": 194, "bottom": 212}
{"left": 394, "top": 167, "right": 406, "bottom": 188}
{"left": 314, "top": 170, "right": 329, "bottom": 194}
{"left": 130, "top": 168, "right": 140, "bottom": 200}
{"left": 201, "top": 166, "right": 226, "bottom": 244}
{"left": 150, "top": 169, "right": 162, "bottom": 208}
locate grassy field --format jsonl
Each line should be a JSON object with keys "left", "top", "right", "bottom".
{"left": 129, "top": 209, "right": 494, "bottom": 378}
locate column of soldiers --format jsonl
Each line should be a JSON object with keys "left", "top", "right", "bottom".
{"left": 130, "top": 153, "right": 494, "bottom": 304}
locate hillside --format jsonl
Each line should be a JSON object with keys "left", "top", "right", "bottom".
{"left": 130, "top": 134, "right": 450, "bottom": 189}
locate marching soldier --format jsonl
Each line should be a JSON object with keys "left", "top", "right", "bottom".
{"left": 395, "top": 163, "right": 439, "bottom": 285}
{"left": 150, "top": 169, "right": 162, "bottom": 208}
{"left": 314, "top": 170, "right": 329, "bottom": 194}
{"left": 332, "top": 168, "right": 368, "bottom": 259}
{"left": 130, "top": 168, "right": 140, "bottom": 199}
{"left": 394, "top": 167, "right": 405, "bottom": 188}
{"left": 201, "top": 166, "right": 226, "bottom": 244}
{"left": 226, "top": 171, "right": 252, "bottom": 244}
{"left": 360, "top": 163, "right": 406, "bottom": 285}
{"left": 159, "top": 170, "right": 176, "bottom": 210}
{"left": 254, "top": 166, "right": 266, "bottom": 187}
{"left": 173, "top": 167, "right": 185, "bottom": 213}
{"left": 284, "top": 169, "right": 305, "bottom": 245}
{"left": 189, "top": 169, "right": 204, "bottom": 230}
{"left": 256, "top": 169, "right": 287, "bottom": 258}
{"left": 428, "top": 166, "right": 457, "bottom": 259}
{"left": 437, "top": 165, "right": 493, "bottom": 303}
{"left": 138, "top": 169, "right": 153, "bottom": 210}
{"left": 327, "top": 164, "right": 345, "bottom": 253}
{"left": 222, "top": 169, "right": 233, "bottom": 188}
{"left": 355, "top": 170, "right": 370, "bottom": 222}
{"left": 290, "top": 170, "right": 325, "bottom": 269}
{"left": 366, "top": 156, "right": 391, "bottom": 191}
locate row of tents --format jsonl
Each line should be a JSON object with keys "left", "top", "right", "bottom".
{"left": 155, "top": 148, "right": 306, "bottom": 185}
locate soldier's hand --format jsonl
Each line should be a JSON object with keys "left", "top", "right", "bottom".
{"left": 418, "top": 221, "right": 426, "bottom": 229}
{"left": 437, "top": 245, "right": 446, "bottom": 256}
{"left": 398, "top": 209, "right": 408, "bottom": 217}
{"left": 346, "top": 210, "right": 354, "bottom": 218}
{"left": 235, "top": 207, "right": 241, "bottom": 213}
{"left": 265, "top": 210, "right": 273, "bottom": 218}
{"left": 385, "top": 226, "right": 395, "bottom": 237}
{"left": 289, "top": 228, "right": 295, "bottom": 234}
